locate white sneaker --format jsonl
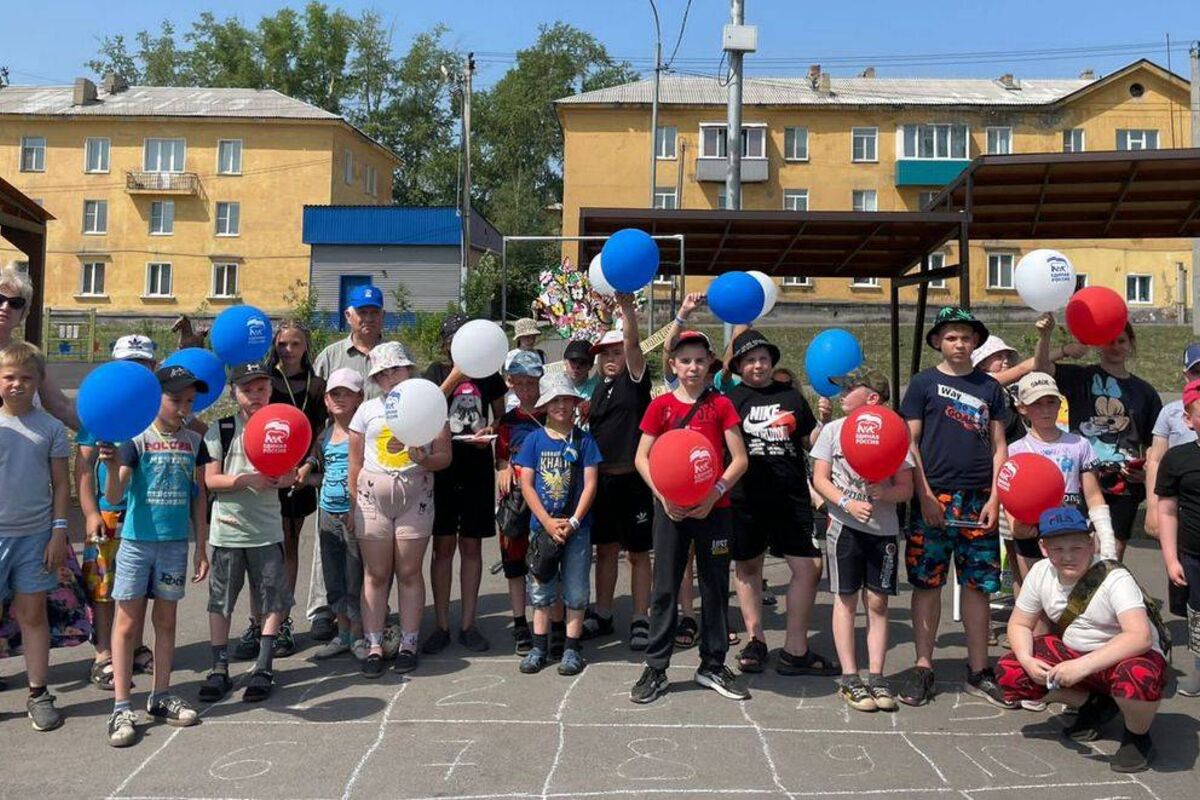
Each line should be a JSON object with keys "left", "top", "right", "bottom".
{"left": 351, "top": 638, "right": 370, "bottom": 661}
{"left": 107, "top": 709, "right": 138, "bottom": 747}
{"left": 1020, "top": 699, "right": 1047, "bottom": 712}
{"left": 313, "top": 638, "right": 351, "bottom": 660}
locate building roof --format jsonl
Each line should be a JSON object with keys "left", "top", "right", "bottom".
{"left": 929, "top": 148, "right": 1200, "bottom": 240}
{"left": 0, "top": 85, "right": 341, "bottom": 120}
{"left": 303, "top": 206, "right": 503, "bottom": 254}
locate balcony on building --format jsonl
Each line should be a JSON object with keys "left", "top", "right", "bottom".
{"left": 894, "top": 159, "right": 971, "bottom": 187}
{"left": 695, "top": 122, "right": 769, "bottom": 182}
{"left": 894, "top": 123, "right": 972, "bottom": 187}
{"left": 125, "top": 171, "right": 200, "bottom": 195}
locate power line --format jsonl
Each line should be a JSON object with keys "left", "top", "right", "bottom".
{"left": 664, "top": 0, "right": 694, "bottom": 70}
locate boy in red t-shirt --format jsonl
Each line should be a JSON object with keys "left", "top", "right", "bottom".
{"left": 631, "top": 331, "right": 749, "bottom": 704}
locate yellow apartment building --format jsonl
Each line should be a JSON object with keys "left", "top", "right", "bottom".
{"left": 0, "top": 76, "right": 399, "bottom": 314}
{"left": 556, "top": 59, "right": 1194, "bottom": 312}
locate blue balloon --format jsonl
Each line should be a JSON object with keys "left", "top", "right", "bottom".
{"left": 600, "top": 228, "right": 660, "bottom": 292}
{"left": 210, "top": 305, "right": 272, "bottom": 366}
{"left": 708, "top": 271, "right": 766, "bottom": 325}
{"left": 805, "top": 328, "right": 865, "bottom": 397}
{"left": 163, "top": 348, "right": 227, "bottom": 413}
{"left": 77, "top": 361, "right": 162, "bottom": 442}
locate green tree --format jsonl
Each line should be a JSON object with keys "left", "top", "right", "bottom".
{"left": 86, "top": 34, "right": 143, "bottom": 83}
{"left": 137, "top": 21, "right": 187, "bottom": 85}
{"left": 185, "top": 12, "right": 264, "bottom": 89}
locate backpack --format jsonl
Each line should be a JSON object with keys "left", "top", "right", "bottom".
{"left": 204, "top": 416, "right": 238, "bottom": 524}
{"left": 1057, "top": 559, "right": 1172, "bottom": 659}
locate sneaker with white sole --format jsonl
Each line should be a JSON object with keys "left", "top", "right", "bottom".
{"left": 694, "top": 665, "right": 751, "bottom": 701}
{"left": 965, "top": 667, "right": 1018, "bottom": 710}
{"left": 147, "top": 694, "right": 199, "bottom": 727}
{"left": 351, "top": 638, "right": 370, "bottom": 661}
{"left": 630, "top": 666, "right": 669, "bottom": 704}
{"left": 313, "top": 638, "right": 351, "bottom": 660}
{"left": 107, "top": 708, "right": 138, "bottom": 747}
{"left": 27, "top": 692, "right": 62, "bottom": 732}
{"left": 838, "top": 676, "right": 878, "bottom": 712}
{"left": 1020, "top": 698, "right": 1048, "bottom": 712}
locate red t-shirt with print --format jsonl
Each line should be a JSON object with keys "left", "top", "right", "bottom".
{"left": 639, "top": 391, "right": 741, "bottom": 508}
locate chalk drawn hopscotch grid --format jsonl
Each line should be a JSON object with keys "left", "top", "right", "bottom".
{"left": 105, "top": 661, "right": 1165, "bottom": 800}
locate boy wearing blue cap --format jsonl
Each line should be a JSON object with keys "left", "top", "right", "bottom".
{"left": 996, "top": 506, "right": 1167, "bottom": 773}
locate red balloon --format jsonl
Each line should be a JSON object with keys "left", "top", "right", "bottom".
{"left": 1065, "top": 286, "right": 1128, "bottom": 346}
{"left": 839, "top": 405, "right": 910, "bottom": 482}
{"left": 648, "top": 429, "right": 720, "bottom": 507}
{"left": 243, "top": 403, "right": 313, "bottom": 478}
{"left": 996, "top": 453, "right": 1066, "bottom": 524}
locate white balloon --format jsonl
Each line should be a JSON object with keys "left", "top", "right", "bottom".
{"left": 384, "top": 378, "right": 448, "bottom": 448}
{"left": 1015, "top": 249, "right": 1076, "bottom": 313}
{"left": 588, "top": 253, "right": 616, "bottom": 296}
{"left": 451, "top": 319, "right": 509, "bottom": 378}
{"left": 747, "top": 271, "right": 779, "bottom": 317}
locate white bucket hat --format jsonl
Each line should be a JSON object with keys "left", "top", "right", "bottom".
{"left": 535, "top": 372, "right": 585, "bottom": 408}
{"left": 512, "top": 318, "right": 540, "bottom": 340}
{"left": 367, "top": 341, "right": 415, "bottom": 377}
{"left": 971, "top": 335, "right": 1018, "bottom": 368}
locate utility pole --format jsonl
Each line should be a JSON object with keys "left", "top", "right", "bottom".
{"left": 648, "top": 1, "right": 662, "bottom": 208}
{"left": 459, "top": 52, "right": 476, "bottom": 312}
{"left": 1191, "top": 42, "right": 1199, "bottom": 332}
{"left": 725, "top": 0, "right": 745, "bottom": 211}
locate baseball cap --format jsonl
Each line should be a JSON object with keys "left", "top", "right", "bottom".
{"left": 830, "top": 368, "right": 891, "bottom": 402}
{"left": 229, "top": 362, "right": 271, "bottom": 386}
{"left": 1016, "top": 371, "right": 1064, "bottom": 406}
{"left": 670, "top": 330, "right": 713, "bottom": 354}
{"left": 971, "top": 335, "right": 1018, "bottom": 368}
{"left": 926, "top": 306, "right": 989, "bottom": 351}
{"left": 347, "top": 285, "right": 383, "bottom": 310}
{"left": 156, "top": 365, "right": 208, "bottom": 395}
{"left": 112, "top": 334, "right": 157, "bottom": 362}
{"left": 1038, "top": 506, "right": 1092, "bottom": 539}
{"left": 563, "top": 340, "right": 594, "bottom": 362}
{"left": 535, "top": 372, "right": 585, "bottom": 408}
{"left": 506, "top": 350, "right": 545, "bottom": 378}
{"left": 367, "top": 341, "right": 415, "bottom": 377}
{"left": 1183, "top": 378, "right": 1200, "bottom": 410}
{"left": 729, "top": 329, "right": 781, "bottom": 373}
{"left": 590, "top": 329, "right": 625, "bottom": 354}
{"left": 326, "top": 367, "right": 364, "bottom": 394}
{"left": 1184, "top": 343, "right": 1200, "bottom": 371}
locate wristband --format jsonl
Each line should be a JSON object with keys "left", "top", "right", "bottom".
{"left": 304, "top": 456, "right": 319, "bottom": 470}
{"left": 568, "top": 516, "right": 581, "bottom": 531}
{"left": 714, "top": 480, "right": 727, "bottom": 497}
{"left": 837, "top": 496, "right": 850, "bottom": 512}
{"left": 674, "top": 315, "right": 687, "bottom": 327}
{"left": 52, "top": 518, "right": 68, "bottom": 530}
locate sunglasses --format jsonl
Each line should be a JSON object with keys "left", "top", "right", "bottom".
{"left": 0, "top": 294, "right": 27, "bottom": 310}
{"left": 567, "top": 358, "right": 593, "bottom": 368}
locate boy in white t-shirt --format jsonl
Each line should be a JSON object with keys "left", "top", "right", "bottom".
{"left": 995, "top": 506, "right": 1166, "bottom": 774}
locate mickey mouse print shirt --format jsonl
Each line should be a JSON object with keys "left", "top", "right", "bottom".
{"left": 1054, "top": 364, "right": 1161, "bottom": 485}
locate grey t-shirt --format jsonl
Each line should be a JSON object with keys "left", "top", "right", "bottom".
{"left": 204, "top": 414, "right": 283, "bottom": 548}
{"left": 0, "top": 407, "right": 70, "bottom": 537}
{"left": 312, "top": 336, "right": 382, "bottom": 401}
{"left": 1153, "top": 399, "right": 1196, "bottom": 449}
{"left": 811, "top": 416, "right": 914, "bottom": 537}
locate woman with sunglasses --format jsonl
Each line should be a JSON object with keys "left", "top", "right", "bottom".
{"left": 0, "top": 263, "right": 78, "bottom": 429}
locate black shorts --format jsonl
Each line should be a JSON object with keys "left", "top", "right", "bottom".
{"left": 432, "top": 463, "right": 497, "bottom": 539}
{"left": 591, "top": 471, "right": 654, "bottom": 553}
{"left": 826, "top": 522, "right": 899, "bottom": 596}
{"left": 1105, "top": 491, "right": 1144, "bottom": 542}
{"left": 278, "top": 485, "right": 318, "bottom": 520}
{"left": 1012, "top": 536, "right": 1044, "bottom": 560}
{"left": 207, "top": 544, "right": 294, "bottom": 617}
{"left": 731, "top": 495, "right": 818, "bottom": 561}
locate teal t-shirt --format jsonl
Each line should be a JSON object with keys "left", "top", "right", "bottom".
{"left": 317, "top": 428, "right": 351, "bottom": 514}
{"left": 118, "top": 427, "right": 211, "bottom": 541}
{"left": 76, "top": 426, "right": 126, "bottom": 512}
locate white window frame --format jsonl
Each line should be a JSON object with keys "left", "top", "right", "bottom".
{"left": 653, "top": 188, "right": 677, "bottom": 210}
{"left": 20, "top": 136, "right": 46, "bottom": 172}
{"left": 716, "top": 187, "right": 728, "bottom": 210}
{"left": 79, "top": 261, "right": 106, "bottom": 297}
{"left": 1126, "top": 274, "right": 1153, "bottom": 304}
{"left": 1117, "top": 129, "right": 1158, "bottom": 151}
{"left": 851, "top": 127, "right": 878, "bottom": 163}
{"left": 987, "top": 252, "right": 1016, "bottom": 290}
{"left": 852, "top": 189, "right": 878, "bottom": 212}
{"left": 216, "top": 139, "right": 243, "bottom": 175}
{"left": 211, "top": 262, "right": 239, "bottom": 299}
{"left": 143, "top": 138, "right": 187, "bottom": 173}
{"left": 1063, "top": 128, "right": 1085, "bottom": 153}
{"left": 985, "top": 126, "right": 1012, "bottom": 155}
{"left": 82, "top": 200, "right": 107, "bottom": 235}
{"left": 783, "top": 189, "right": 809, "bottom": 212}
{"left": 699, "top": 123, "right": 767, "bottom": 159}
{"left": 899, "top": 123, "right": 970, "bottom": 160}
{"left": 655, "top": 126, "right": 677, "bottom": 159}
{"left": 144, "top": 262, "right": 173, "bottom": 298}
{"left": 927, "top": 251, "right": 947, "bottom": 289}
{"left": 84, "top": 137, "right": 110, "bottom": 173}
{"left": 365, "top": 165, "right": 378, "bottom": 196}
{"left": 781, "top": 275, "right": 811, "bottom": 287}
{"left": 784, "top": 126, "right": 809, "bottom": 161}
{"left": 215, "top": 201, "right": 240, "bottom": 236}
{"left": 343, "top": 150, "right": 354, "bottom": 184}
{"left": 851, "top": 276, "right": 881, "bottom": 288}
{"left": 150, "top": 200, "right": 175, "bottom": 235}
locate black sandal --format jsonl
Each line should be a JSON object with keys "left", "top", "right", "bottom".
{"left": 737, "top": 638, "right": 769, "bottom": 674}
{"left": 90, "top": 658, "right": 117, "bottom": 691}
{"left": 629, "top": 619, "right": 650, "bottom": 651}
{"left": 674, "top": 617, "right": 698, "bottom": 649}
{"left": 133, "top": 645, "right": 154, "bottom": 675}
{"left": 198, "top": 670, "right": 232, "bottom": 703}
{"left": 775, "top": 648, "right": 840, "bottom": 676}
{"left": 242, "top": 670, "right": 274, "bottom": 703}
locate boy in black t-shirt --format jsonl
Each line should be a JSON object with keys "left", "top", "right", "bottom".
{"left": 898, "top": 307, "right": 1013, "bottom": 710}
{"left": 423, "top": 314, "right": 507, "bottom": 655}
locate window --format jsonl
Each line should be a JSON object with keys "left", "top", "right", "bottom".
{"left": 83, "top": 200, "right": 107, "bottom": 235}
{"left": 20, "top": 136, "right": 45, "bottom": 171}
{"left": 699, "top": 124, "right": 765, "bottom": 158}
{"left": 851, "top": 277, "right": 880, "bottom": 287}
{"left": 150, "top": 200, "right": 175, "bottom": 235}
{"left": 653, "top": 188, "right": 677, "bottom": 209}
{"left": 80, "top": 262, "right": 106, "bottom": 297}
{"left": 987, "top": 252, "right": 1015, "bottom": 289}
{"left": 143, "top": 138, "right": 186, "bottom": 172}
{"left": 215, "top": 202, "right": 240, "bottom": 236}
{"left": 784, "top": 126, "right": 809, "bottom": 160}
{"left": 217, "top": 139, "right": 242, "bottom": 175}
{"left": 212, "top": 263, "right": 239, "bottom": 298}
{"left": 852, "top": 189, "right": 877, "bottom": 212}
{"left": 783, "top": 189, "right": 808, "bottom": 211}
{"left": 145, "top": 262, "right": 173, "bottom": 297}
{"left": 851, "top": 127, "right": 877, "bottom": 162}
{"left": 900, "top": 124, "right": 969, "bottom": 159}
{"left": 781, "top": 276, "right": 811, "bottom": 287}
{"left": 1075, "top": 274, "right": 1089, "bottom": 291}
{"left": 365, "top": 165, "right": 378, "bottom": 197}
{"left": 85, "top": 137, "right": 110, "bottom": 173}
{"left": 917, "top": 190, "right": 940, "bottom": 209}
{"left": 1117, "top": 129, "right": 1158, "bottom": 151}
{"left": 343, "top": 150, "right": 354, "bottom": 184}
{"left": 1126, "top": 274, "right": 1152, "bottom": 304}
{"left": 986, "top": 127, "right": 1012, "bottom": 155}
{"left": 655, "top": 126, "right": 677, "bottom": 159}
{"left": 926, "top": 252, "right": 946, "bottom": 289}
{"left": 717, "top": 188, "right": 728, "bottom": 209}
{"left": 1063, "top": 128, "right": 1085, "bottom": 153}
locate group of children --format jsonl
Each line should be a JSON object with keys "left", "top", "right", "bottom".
{"left": 0, "top": 290, "right": 1186, "bottom": 773}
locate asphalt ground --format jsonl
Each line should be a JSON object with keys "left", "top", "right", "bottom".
{"left": 1, "top": 511, "right": 1197, "bottom": 800}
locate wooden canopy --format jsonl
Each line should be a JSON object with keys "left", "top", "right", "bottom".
{"left": 0, "top": 175, "right": 54, "bottom": 345}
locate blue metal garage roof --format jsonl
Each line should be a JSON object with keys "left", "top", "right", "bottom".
{"left": 302, "top": 205, "right": 502, "bottom": 252}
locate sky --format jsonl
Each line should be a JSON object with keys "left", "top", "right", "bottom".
{"left": 3, "top": 0, "right": 1198, "bottom": 89}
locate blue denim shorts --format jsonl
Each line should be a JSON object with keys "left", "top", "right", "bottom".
{"left": 528, "top": 527, "right": 591, "bottom": 610}
{"left": 0, "top": 530, "right": 59, "bottom": 601}
{"left": 112, "top": 539, "right": 190, "bottom": 602}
